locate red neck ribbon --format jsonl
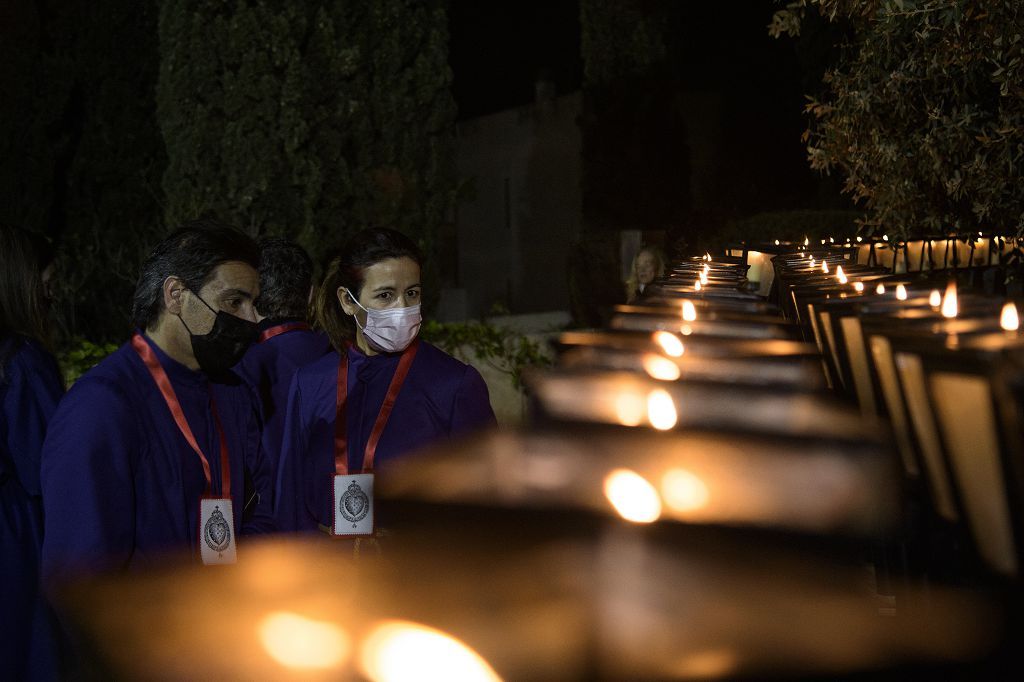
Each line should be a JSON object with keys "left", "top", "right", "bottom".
{"left": 334, "top": 340, "right": 419, "bottom": 475}
{"left": 131, "top": 333, "right": 231, "bottom": 497}
{"left": 259, "top": 321, "right": 311, "bottom": 343}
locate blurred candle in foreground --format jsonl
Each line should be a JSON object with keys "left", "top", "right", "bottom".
{"left": 876, "top": 283, "right": 886, "bottom": 295}
{"left": 653, "top": 331, "right": 684, "bottom": 357}
{"left": 929, "top": 289, "right": 942, "bottom": 308}
{"left": 614, "top": 392, "right": 646, "bottom": 427}
{"left": 647, "top": 389, "right": 678, "bottom": 430}
{"left": 1001, "top": 302, "right": 1019, "bottom": 331}
{"left": 941, "top": 281, "right": 958, "bottom": 319}
{"left": 896, "top": 284, "right": 908, "bottom": 301}
{"left": 360, "top": 620, "right": 502, "bottom": 682}
{"left": 661, "top": 468, "right": 710, "bottom": 513}
{"left": 681, "top": 300, "right": 697, "bottom": 322}
{"left": 259, "top": 612, "right": 351, "bottom": 670}
{"left": 642, "top": 354, "right": 681, "bottom": 381}
{"left": 604, "top": 469, "right": 662, "bottom": 523}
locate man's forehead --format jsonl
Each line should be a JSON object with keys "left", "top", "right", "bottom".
{"left": 202, "top": 261, "right": 259, "bottom": 294}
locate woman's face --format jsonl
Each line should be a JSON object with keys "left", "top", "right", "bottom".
{"left": 337, "top": 256, "right": 421, "bottom": 324}
{"left": 636, "top": 252, "right": 658, "bottom": 285}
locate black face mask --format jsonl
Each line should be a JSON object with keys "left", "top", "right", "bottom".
{"left": 179, "top": 292, "right": 258, "bottom": 376}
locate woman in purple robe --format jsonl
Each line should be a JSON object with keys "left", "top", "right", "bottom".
{"left": 0, "top": 226, "right": 64, "bottom": 680}
{"left": 274, "top": 228, "right": 496, "bottom": 533}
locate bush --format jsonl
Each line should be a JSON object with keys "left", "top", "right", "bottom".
{"left": 420, "top": 319, "right": 552, "bottom": 390}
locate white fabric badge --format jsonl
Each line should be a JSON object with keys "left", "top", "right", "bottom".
{"left": 199, "top": 498, "right": 237, "bottom": 565}
{"left": 333, "top": 473, "right": 374, "bottom": 536}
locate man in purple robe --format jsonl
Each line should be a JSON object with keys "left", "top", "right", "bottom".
{"left": 235, "top": 237, "right": 332, "bottom": 484}
{"left": 41, "top": 220, "right": 276, "bottom": 583}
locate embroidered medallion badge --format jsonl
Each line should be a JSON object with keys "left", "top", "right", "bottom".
{"left": 339, "top": 480, "right": 370, "bottom": 523}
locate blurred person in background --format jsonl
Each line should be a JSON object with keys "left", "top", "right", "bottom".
{"left": 275, "top": 227, "right": 495, "bottom": 534}
{"left": 625, "top": 245, "right": 666, "bottom": 303}
{"left": 235, "top": 237, "right": 332, "bottom": 484}
{"left": 0, "top": 225, "right": 64, "bottom": 680}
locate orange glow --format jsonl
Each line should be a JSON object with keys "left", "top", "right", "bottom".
{"left": 821, "top": 260, "right": 829, "bottom": 274}
{"left": 835, "top": 265, "right": 847, "bottom": 284}
{"left": 896, "top": 284, "right": 908, "bottom": 301}
{"left": 653, "top": 331, "right": 684, "bottom": 357}
{"left": 359, "top": 620, "right": 502, "bottom": 682}
{"left": 876, "top": 283, "right": 886, "bottom": 295}
{"left": 803, "top": 236, "right": 809, "bottom": 246}
{"left": 929, "top": 289, "right": 942, "bottom": 308}
{"left": 1001, "top": 302, "right": 1019, "bottom": 331}
{"left": 809, "top": 257, "right": 816, "bottom": 268}
{"left": 853, "top": 281, "right": 864, "bottom": 292}
{"left": 941, "top": 282, "right": 957, "bottom": 319}
{"left": 774, "top": 239, "right": 780, "bottom": 245}
{"left": 694, "top": 280, "right": 702, "bottom": 292}
{"left": 699, "top": 270, "right": 708, "bottom": 286}
{"left": 604, "top": 469, "right": 662, "bottom": 523}
{"left": 259, "top": 612, "right": 351, "bottom": 670}
{"left": 613, "top": 392, "right": 646, "bottom": 427}
{"left": 647, "top": 389, "right": 678, "bottom": 431}
{"left": 681, "top": 300, "right": 697, "bottom": 322}
{"left": 642, "top": 354, "right": 681, "bottom": 381}
{"left": 661, "top": 468, "right": 710, "bottom": 513}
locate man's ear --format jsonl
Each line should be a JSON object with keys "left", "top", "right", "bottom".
{"left": 337, "top": 286, "right": 357, "bottom": 316}
{"left": 163, "top": 276, "right": 187, "bottom": 316}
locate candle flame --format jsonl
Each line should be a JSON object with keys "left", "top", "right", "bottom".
{"left": 882, "top": 234, "right": 889, "bottom": 241}
{"left": 809, "top": 257, "right": 816, "bottom": 267}
{"left": 774, "top": 239, "right": 780, "bottom": 245}
{"left": 647, "top": 389, "right": 678, "bottom": 431}
{"left": 835, "top": 265, "right": 847, "bottom": 284}
{"left": 661, "top": 468, "right": 710, "bottom": 513}
{"left": 681, "top": 300, "right": 697, "bottom": 322}
{"left": 699, "top": 270, "right": 708, "bottom": 286}
{"left": 929, "top": 289, "right": 942, "bottom": 307}
{"left": 652, "top": 331, "right": 684, "bottom": 357}
{"left": 260, "top": 612, "right": 351, "bottom": 670}
{"left": 613, "top": 392, "right": 646, "bottom": 427}
{"left": 694, "top": 280, "right": 702, "bottom": 292}
{"left": 359, "top": 620, "right": 502, "bottom": 682}
{"left": 829, "top": 237, "right": 835, "bottom": 244}
{"left": 642, "top": 354, "right": 681, "bottom": 381}
{"left": 604, "top": 469, "right": 662, "bottom": 523}
{"left": 804, "top": 236, "right": 809, "bottom": 246}
{"left": 876, "top": 283, "right": 886, "bottom": 294}
{"left": 857, "top": 236, "right": 863, "bottom": 243}
{"left": 853, "top": 281, "right": 864, "bottom": 292}
{"left": 896, "top": 284, "right": 908, "bottom": 300}
{"left": 821, "top": 260, "right": 829, "bottom": 274}
{"left": 1001, "top": 302, "right": 1019, "bottom": 331}
{"left": 941, "top": 282, "right": 958, "bottom": 318}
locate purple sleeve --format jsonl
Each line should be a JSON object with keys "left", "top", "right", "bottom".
{"left": 241, "top": 399, "right": 277, "bottom": 535}
{"left": 449, "top": 365, "right": 497, "bottom": 435}
{"left": 2, "top": 343, "right": 64, "bottom": 498}
{"left": 274, "top": 374, "right": 316, "bottom": 532}
{"left": 40, "top": 378, "right": 137, "bottom": 582}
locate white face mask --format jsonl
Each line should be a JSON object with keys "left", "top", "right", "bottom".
{"left": 344, "top": 288, "right": 422, "bottom": 353}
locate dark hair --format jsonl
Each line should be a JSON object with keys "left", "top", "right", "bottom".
{"left": 315, "top": 228, "right": 423, "bottom": 350}
{"left": 131, "top": 218, "right": 259, "bottom": 330}
{"left": 0, "top": 225, "right": 52, "bottom": 350}
{"left": 256, "top": 237, "right": 314, "bottom": 320}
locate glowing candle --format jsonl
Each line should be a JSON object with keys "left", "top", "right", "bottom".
{"left": 896, "top": 284, "right": 908, "bottom": 301}
{"left": 681, "top": 300, "right": 697, "bottom": 322}
{"left": 804, "top": 236, "right": 809, "bottom": 246}
{"left": 876, "top": 283, "right": 886, "bottom": 295}
{"left": 821, "top": 260, "right": 829, "bottom": 274}
{"left": 853, "top": 281, "right": 864, "bottom": 292}
{"left": 1000, "top": 302, "right": 1019, "bottom": 331}
{"left": 941, "top": 281, "right": 957, "bottom": 318}
{"left": 604, "top": 469, "right": 662, "bottom": 523}
{"left": 835, "top": 265, "right": 847, "bottom": 284}
{"left": 646, "top": 389, "right": 678, "bottom": 431}
{"left": 929, "top": 289, "right": 942, "bottom": 308}
{"left": 694, "top": 280, "right": 702, "bottom": 292}
{"left": 653, "top": 331, "right": 684, "bottom": 357}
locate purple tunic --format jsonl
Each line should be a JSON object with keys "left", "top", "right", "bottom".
{"left": 40, "top": 333, "right": 276, "bottom": 582}
{"left": 1, "top": 336, "right": 63, "bottom": 680}
{"left": 274, "top": 341, "right": 496, "bottom": 532}
{"left": 234, "top": 318, "right": 332, "bottom": 485}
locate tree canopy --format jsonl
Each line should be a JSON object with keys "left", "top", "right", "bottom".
{"left": 771, "top": 0, "right": 1024, "bottom": 238}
